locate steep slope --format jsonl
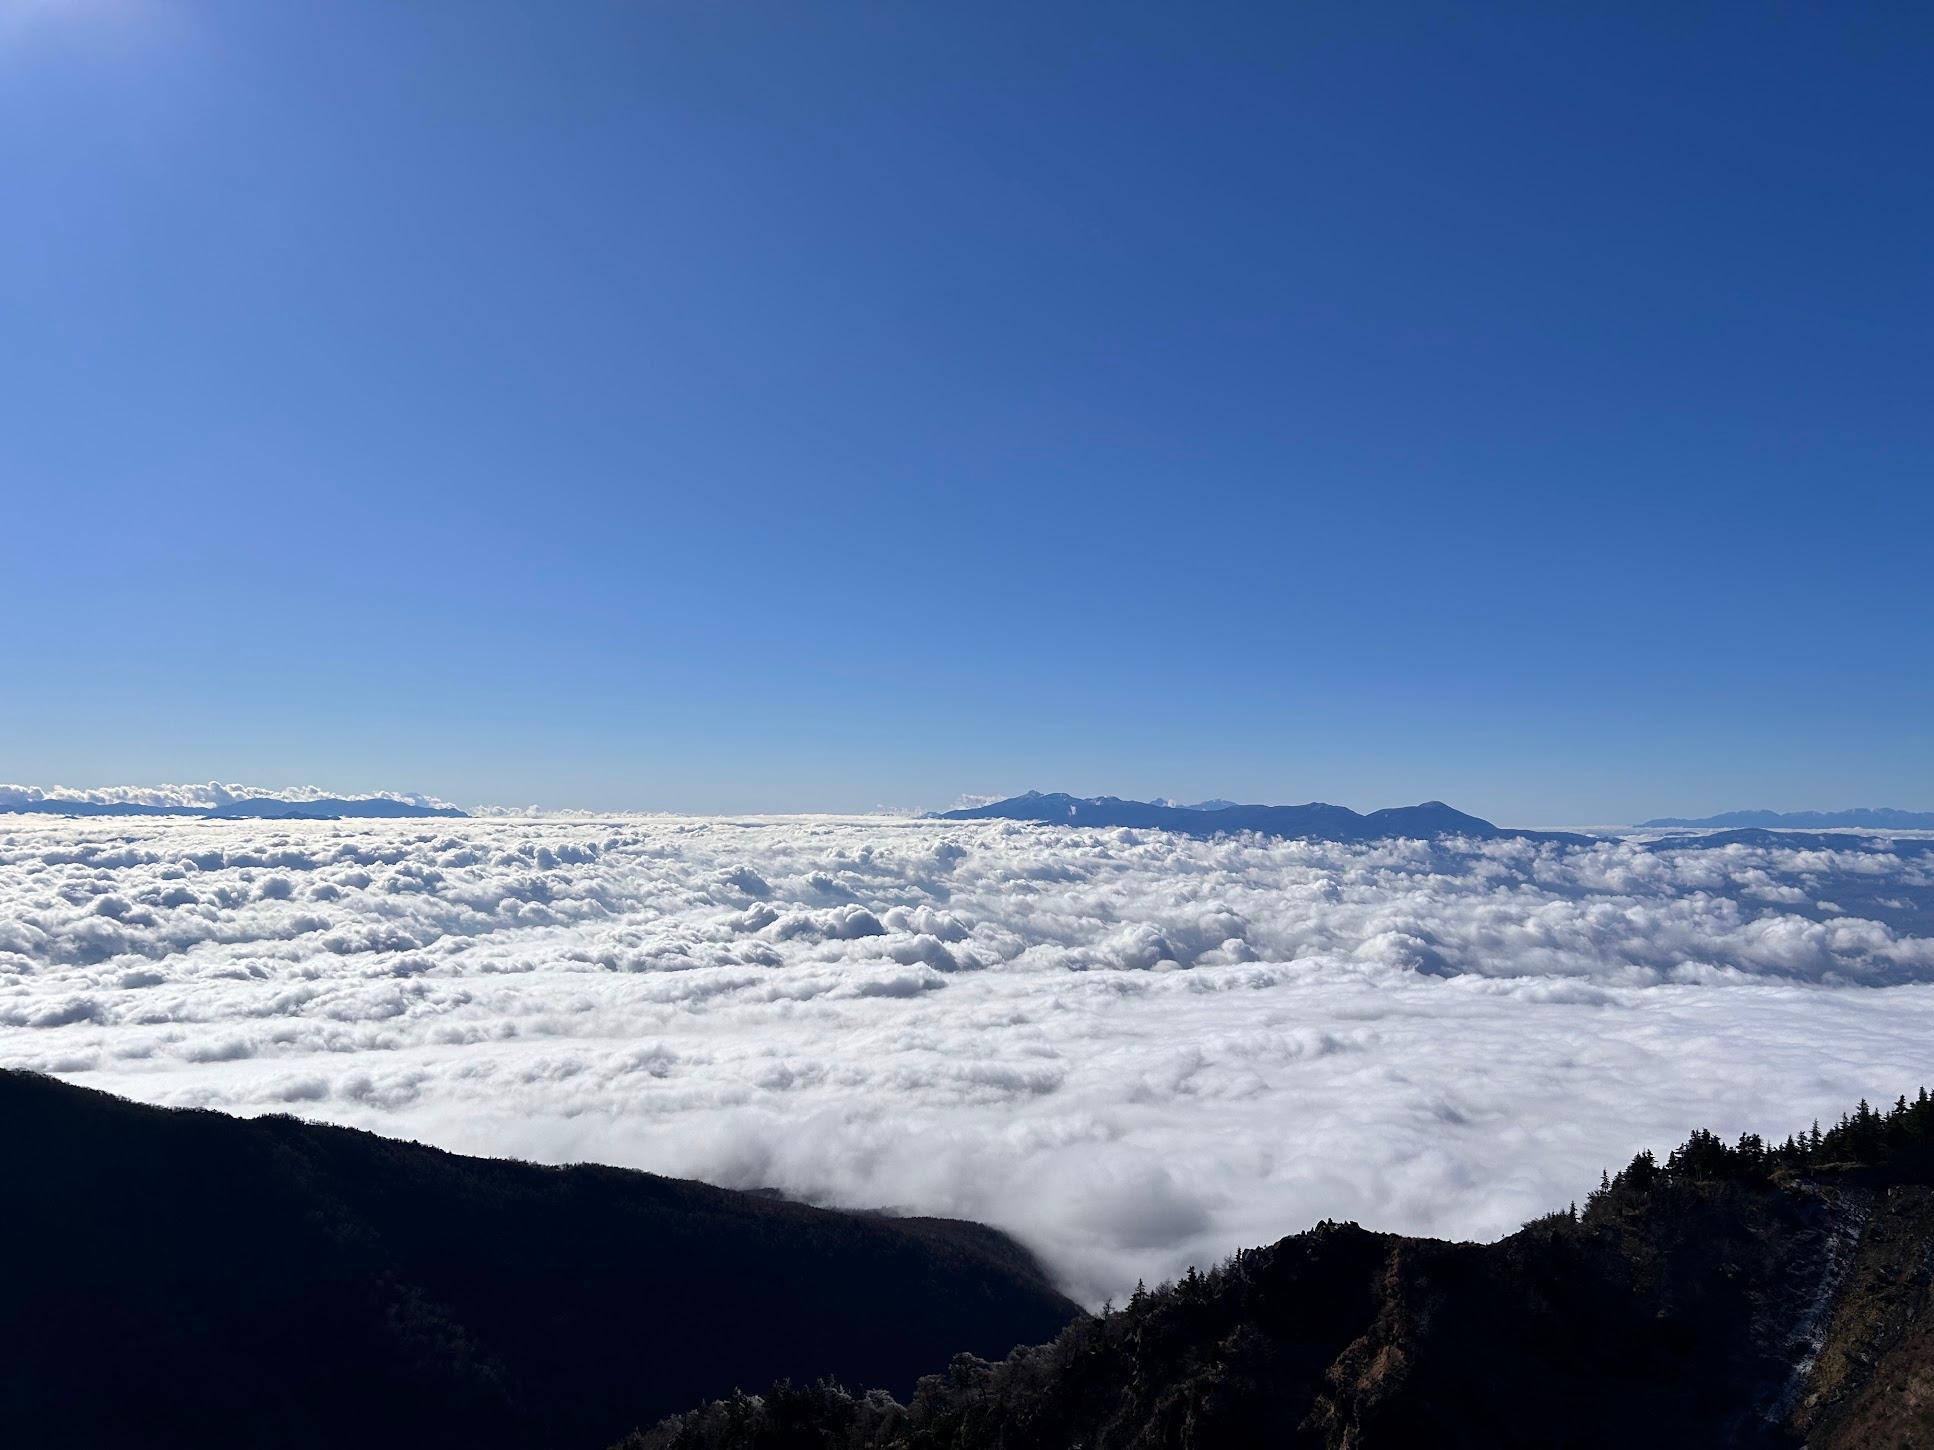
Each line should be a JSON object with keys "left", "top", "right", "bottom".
{"left": 0, "top": 1072, "right": 1078, "bottom": 1450}
{"left": 1789, "top": 1183, "right": 1934, "bottom": 1445}
{"left": 633, "top": 1099, "right": 1934, "bottom": 1449}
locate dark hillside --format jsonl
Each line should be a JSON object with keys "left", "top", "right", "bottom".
{"left": 633, "top": 1094, "right": 1934, "bottom": 1449}
{"left": 0, "top": 1072, "right": 1077, "bottom": 1450}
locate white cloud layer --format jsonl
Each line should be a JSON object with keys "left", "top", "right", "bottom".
{"left": 0, "top": 782, "right": 457, "bottom": 811}
{"left": 3, "top": 813, "right": 1933, "bottom": 1304}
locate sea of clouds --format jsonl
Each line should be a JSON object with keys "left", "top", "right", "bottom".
{"left": 4, "top": 812, "right": 1934, "bottom": 1304}
{"left": 0, "top": 781, "right": 460, "bottom": 811}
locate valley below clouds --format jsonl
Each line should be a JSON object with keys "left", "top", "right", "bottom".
{"left": 5, "top": 813, "right": 1934, "bottom": 1304}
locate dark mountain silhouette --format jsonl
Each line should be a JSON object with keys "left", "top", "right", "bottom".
{"left": 934, "top": 792, "right": 1590, "bottom": 845}
{"left": 634, "top": 1093, "right": 1934, "bottom": 1449}
{"left": 0, "top": 1072, "right": 1076, "bottom": 1450}
{"left": 1641, "top": 809, "right": 1934, "bottom": 830}
{"left": 0, "top": 795, "right": 465, "bottom": 819}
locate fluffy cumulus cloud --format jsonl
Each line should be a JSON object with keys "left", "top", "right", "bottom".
{"left": 3, "top": 814, "right": 1934, "bottom": 1303}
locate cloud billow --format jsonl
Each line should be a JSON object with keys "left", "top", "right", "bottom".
{"left": 2, "top": 813, "right": 1932, "bottom": 1304}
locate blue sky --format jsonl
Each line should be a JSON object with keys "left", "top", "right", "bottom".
{"left": 3, "top": 1, "right": 1930, "bottom": 818}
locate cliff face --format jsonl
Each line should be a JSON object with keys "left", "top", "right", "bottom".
{"left": 634, "top": 1149, "right": 1934, "bottom": 1448}
{"left": 1793, "top": 1183, "right": 1934, "bottom": 1447}
{"left": 1296, "top": 1180, "right": 1871, "bottom": 1447}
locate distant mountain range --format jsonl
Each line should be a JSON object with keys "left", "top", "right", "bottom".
{"left": 0, "top": 784, "right": 466, "bottom": 820}
{"left": 1640, "top": 808, "right": 1934, "bottom": 830}
{"left": 934, "top": 792, "right": 1589, "bottom": 844}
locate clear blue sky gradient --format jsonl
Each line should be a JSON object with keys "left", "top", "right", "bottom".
{"left": 4, "top": 2, "right": 1930, "bottom": 817}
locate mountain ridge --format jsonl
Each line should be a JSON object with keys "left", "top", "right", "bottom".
{"left": 1641, "top": 808, "right": 1934, "bottom": 830}
{"left": 634, "top": 1093, "right": 1934, "bottom": 1448}
{"left": 933, "top": 792, "right": 1591, "bottom": 845}
{"left": 0, "top": 1071, "right": 1075, "bottom": 1449}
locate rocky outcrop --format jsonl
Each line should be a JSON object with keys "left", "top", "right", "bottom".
{"left": 1792, "top": 1183, "right": 1934, "bottom": 1447}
